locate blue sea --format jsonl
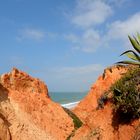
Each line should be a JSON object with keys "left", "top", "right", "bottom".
{"left": 49, "top": 91, "right": 88, "bottom": 108}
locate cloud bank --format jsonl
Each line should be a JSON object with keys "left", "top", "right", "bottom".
{"left": 66, "top": 0, "right": 140, "bottom": 53}
{"left": 71, "top": 0, "right": 113, "bottom": 28}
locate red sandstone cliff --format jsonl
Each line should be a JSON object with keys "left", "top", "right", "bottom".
{"left": 1, "top": 66, "right": 140, "bottom": 140}
{"left": 72, "top": 65, "right": 140, "bottom": 140}
{"left": 0, "top": 68, "right": 74, "bottom": 140}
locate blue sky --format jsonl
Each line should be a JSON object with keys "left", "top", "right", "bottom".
{"left": 0, "top": 0, "right": 140, "bottom": 92}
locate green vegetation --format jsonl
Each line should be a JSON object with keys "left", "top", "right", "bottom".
{"left": 97, "top": 33, "right": 140, "bottom": 125}
{"left": 117, "top": 33, "right": 140, "bottom": 65}
{"left": 111, "top": 67, "right": 140, "bottom": 122}
{"left": 63, "top": 107, "right": 83, "bottom": 140}
{"left": 63, "top": 107, "right": 83, "bottom": 129}
{"left": 109, "top": 33, "right": 140, "bottom": 124}
{"left": 67, "top": 33, "right": 140, "bottom": 138}
{"left": 96, "top": 93, "right": 108, "bottom": 110}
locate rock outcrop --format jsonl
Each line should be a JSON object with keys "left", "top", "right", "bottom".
{"left": 0, "top": 68, "right": 74, "bottom": 140}
{"left": 72, "top": 65, "right": 140, "bottom": 140}
{"left": 1, "top": 65, "right": 140, "bottom": 140}
{"left": 0, "top": 116, "right": 10, "bottom": 140}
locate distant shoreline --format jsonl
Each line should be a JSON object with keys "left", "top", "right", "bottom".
{"left": 61, "top": 101, "right": 80, "bottom": 109}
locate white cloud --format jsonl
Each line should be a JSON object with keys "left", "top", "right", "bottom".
{"left": 66, "top": 0, "right": 136, "bottom": 52}
{"left": 65, "top": 29, "right": 101, "bottom": 53}
{"left": 17, "top": 28, "right": 45, "bottom": 41}
{"left": 71, "top": 0, "right": 113, "bottom": 28}
{"left": 65, "top": 0, "right": 113, "bottom": 52}
{"left": 107, "top": 12, "right": 140, "bottom": 41}
{"left": 67, "top": 12, "right": 140, "bottom": 53}
{"left": 64, "top": 34, "right": 79, "bottom": 43}
{"left": 82, "top": 29, "right": 101, "bottom": 52}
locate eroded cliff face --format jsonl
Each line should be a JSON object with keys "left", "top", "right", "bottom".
{"left": 73, "top": 66, "right": 128, "bottom": 121}
{"left": 72, "top": 65, "right": 140, "bottom": 140}
{"left": 1, "top": 66, "right": 140, "bottom": 140}
{"left": 0, "top": 68, "right": 74, "bottom": 140}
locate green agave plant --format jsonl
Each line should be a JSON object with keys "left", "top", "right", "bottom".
{"left": 117, "top": 33, "right": 140, "bottom": 65}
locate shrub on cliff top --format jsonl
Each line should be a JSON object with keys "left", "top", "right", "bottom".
{"left": 111, "top": 67, "right": 140, "bottom": 122}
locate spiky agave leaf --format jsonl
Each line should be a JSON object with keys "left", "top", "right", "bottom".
{"left": 116, "top": 33, "right": 140, "bottom": 66}
{"left": 128, "top": 35, "right": 140, "bottom": 54}
{"left": 116, "top": 60, "right": 140, "bottom": 65}
{"left": 120, "top": 50, "right": 140, "bottom": 61}
{"left": 134, "top": 36, "right": 140, "bottom": 45}
{"left": 137, "top": 32, "right": 140, "bottom": 43}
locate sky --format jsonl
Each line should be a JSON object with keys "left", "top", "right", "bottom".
{"left": 0, "top": 0, "right": 140, "bottom": 92}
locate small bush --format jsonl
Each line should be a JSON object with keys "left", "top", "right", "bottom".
{"left": 63, "top": 107, "right": 83, "bottom": 129}
{"left": 111, "top": 67, "right": 140, "bottom": 122}
{"left": 96, "top": 93, "right": 108, "bottom": 110}
{"left": 63, "top": 107, "right": 83, "bottom": 140}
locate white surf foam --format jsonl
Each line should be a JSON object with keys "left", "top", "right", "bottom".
{"left": 61, "top": 101, "right": 80, "bottom": 109}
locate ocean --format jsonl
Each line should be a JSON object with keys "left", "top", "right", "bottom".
{"left": 49, "top": 91, "right": 88, "bottom": 108}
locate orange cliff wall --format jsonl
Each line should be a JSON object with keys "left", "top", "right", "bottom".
{"left": 73, "top": 65, "right": 128, "bottom": 121}
{"left": 1, "top": 66, "right": 140, "bottom": 140}
{"left": 72, "top": 65, "right": 140, "bottom": 140}
{"left": 0, "top": 68, "right": 74, "bottom": 140}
